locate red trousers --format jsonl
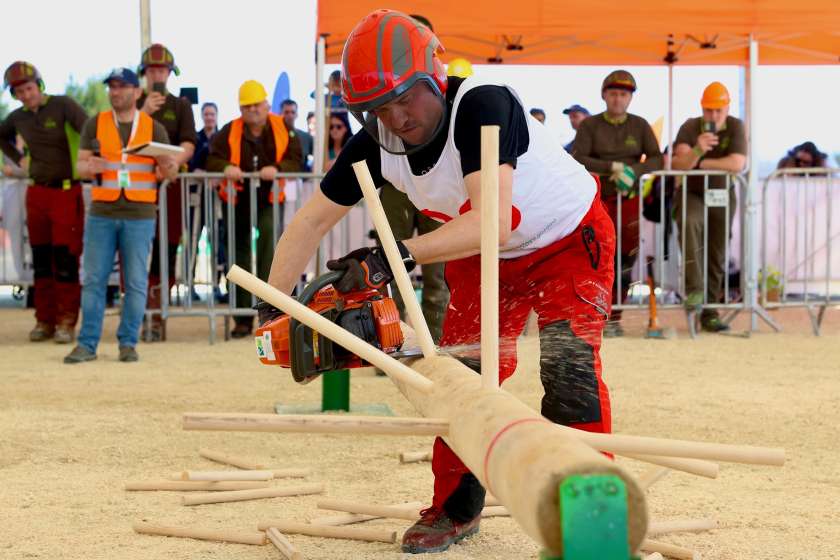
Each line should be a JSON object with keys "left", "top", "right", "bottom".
{"left": 431, "top": 193, "right": 616, "bottom": 510}
{"left": 26, "top": 184, "right": 84, "bottom": 327}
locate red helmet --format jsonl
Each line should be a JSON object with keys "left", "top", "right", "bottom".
{"left": 341, "top": 9, "right": 447, "bottom": 114}
{"left": 4, "top": 61, "right": 43, "bottom": 94}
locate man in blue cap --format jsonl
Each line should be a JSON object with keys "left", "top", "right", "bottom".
{"left": 562, "top": 104, "right": 590, "bottom": 152}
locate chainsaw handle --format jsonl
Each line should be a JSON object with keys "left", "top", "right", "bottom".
{"left": 295, "top": 270, "right": 345, "bottom": 306}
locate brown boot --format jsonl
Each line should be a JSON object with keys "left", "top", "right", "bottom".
{"left": 29, "top": 322, "right": 55, "bottom": 342}
{"left": 54, "top": 324, "right": 75, "bottom": 344}
{"left": 401, "top": 507, "right": 480, "bottom": 554}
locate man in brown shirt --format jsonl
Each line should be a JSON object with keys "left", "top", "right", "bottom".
{"left": 671, "top": 81, "right": 747, "bottom": 332}
{"left": 207, "top": 80, "right": 302, "bottom": 337}
{"left": 0, "top": 61, "right": 88, "bottom": 343}
{"left": 136, "top": 43, "right": 197, "bottom": 341}
{"left": 573, "top": 70, "right": 663, "bottom": 336}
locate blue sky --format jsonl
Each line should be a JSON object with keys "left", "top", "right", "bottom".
{"left": 2, "top": 0, "right": 838, "bottom": 172}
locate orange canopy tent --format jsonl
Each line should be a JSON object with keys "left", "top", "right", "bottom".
{"left": 317, "top": 0, "right": 840, "bottom": 65}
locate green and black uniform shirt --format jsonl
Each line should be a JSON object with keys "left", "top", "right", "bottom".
{"left": 674, "top": 116, "right": 747, "bottom": 192}
{"left": 79, "top": 115, "right": 170, "bottom": 219}
{"left": 0, "top": 95, "right": 88, "bottom": 185}
{"left": 207, "top": 119, "right": 302, "bottom": 210}
{"left": 137, "top": 91, "right": 197, "bottom": 150}
{"left": 572, "top": 112, "right": 664, "bottom": 197}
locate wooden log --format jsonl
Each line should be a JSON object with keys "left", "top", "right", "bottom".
{"left": 266, "top": 528, "right": 302, "bottom": 560}
{"left": 641, "top": 539, "right": 699, "bottom": 560}
{"left": 317, "top": 499, "right": 418, "bottom": 520}
{"left": 226, "top": 265, "right": 434, "bottom": 393}
{"left": 648, "top": 518, "right": 717, "bottom": 536}
{"left": 199, "top": 448, "right": 266, "bottom": 469}
{"left": 183, "top": 412, "right": 448, "bottom": 436}
{"left": 481, "top": 505, "right": 509, "bottom": 518}
{"left": 479, "top": 125, "right": 500, "bottom": 389}
{"left": 311, "top": 501, "right": 424, "bottom": 526}
{"left": 636, "top": 466, "right": 670, "bottom": 491}
{"left": 177, "top": 469, "right": 274, "bottom": 481}
{"left": 257, "top": 520, "right": 396, "bottom": 543}
{"left": 183, "top": 483, "right": 324, "bottom": 506}
{"left": 354, "top": 160, "right": 436, "bottom": 358}
{"left": 125, "top": 480, "right": 269, "bottom": 492}
{"left": 625, "top": 453, "right": 719, "bottom": 479}
{"left": 133, "top": 521, "right": 266, "bottom": 545}
{"left": 399, "top": 450, "right": 432, "bottom": 463}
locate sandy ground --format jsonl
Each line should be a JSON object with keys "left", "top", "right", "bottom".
{"left": 1, "top": 305, "right": 839, "bottom": 560}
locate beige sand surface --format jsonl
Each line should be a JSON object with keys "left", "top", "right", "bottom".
{"left": 1, "top": 306, "right": 839, "bottom": 559}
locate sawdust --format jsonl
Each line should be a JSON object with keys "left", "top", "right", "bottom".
{"left": 1, "top": 307, "right": 839, "bottom": 560}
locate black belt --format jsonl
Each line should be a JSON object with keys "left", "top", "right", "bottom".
{"left": 33, "top": 179, "right": 82, "bottom": 189}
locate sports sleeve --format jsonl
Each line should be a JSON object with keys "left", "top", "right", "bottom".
{"left": 673, "top": 119, "right": 695, "bottom": 149}
{"left": 571, "top": 119, "right": 613, "bottom": 175}
{"left": 452, "top": 85, "right": 529, "bottom": 176}
{"left": 0, "top": 115, "right": 23, "bottom": 164}
{"left": 206, "top": 124, "right": 232, "bottom": 172}
{"left": 151, "top": 121, "right": 171, "bottom": 145}
{"left": 319, "top": 130, "right": 386, "bottom": 206}
{"left": 728, "top": 119, "right": 748, "bottom": 156}
{"left": 78, "top": 117, "right": 98, "bottom": 151}
{"left": 63, "top": 97, "right": 89, "bottom": 133}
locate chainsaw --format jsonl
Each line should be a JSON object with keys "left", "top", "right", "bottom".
{"left": 254, "top": 271, "right": 408, "bottom": 383}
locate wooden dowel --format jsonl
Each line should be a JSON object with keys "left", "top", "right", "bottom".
{"left": 125, "top": 480, "right": 269, "bottom": 492}
{"left": 354, "top": 160, "right": 436, "bottom": 359}
{"left": 183, "top": 412, "right": 448, "bottom": 436}
{"left": 644, "top": 554, "right": 665, "bottom": 560}
{"left": 226, "top": 265, "right": 434, "bottom": 393}
{"left": 266, "top": 528, "right": 302, "bottom": 560}
{"left": 271, "top": 468, "right": 311, "bottom": 479}
{"left": 317, "top": 498, "right": 418, "bottom": 520}
{"left": 636, "top": 466, "right": 670, "bottom": 491}
{"left": 481, "top": 505, "right": 509, "bottom": 518}
{"left": 399, "top": 450, "right": 432, "bottom": 463}
{"left": 257, "top": 520, "right": 396, "bottom": 543}
{"left": 641, "top": 539, "right": 699, "bottom": 560}
{"left": 480, "top": 125, "right": 500, "bottom": 389}
{"left": 558, "top": 425, "right": 785, "bottom": 466}
{"left": 626, "top": 453, "right": 719, "bottom": 479}
{"left": 133, "top": 521, "right": 266, "bottom": 546}
{"left": 199, "top": 448, "right": 265, "bottom": 470}
{"left": 177, "top": 469, "right": 274, "bottom": 481}
{"left": 310, "top": 501, "right": 423, "bottom": 527}
{"left": 484, "top": 495, "right": 500, "bottom": 507}
{"left": 183, "top": 483, "right": 324, "bottom": 506}
{"left": 648, "top": 518, "right": 717, "bottom": 536}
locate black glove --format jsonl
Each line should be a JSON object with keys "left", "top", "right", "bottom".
{"left": 254, "top": 300, "right": 283, "bottom": 326}
{"left": 326, "top": 241, "right": 415, "bottom": 293}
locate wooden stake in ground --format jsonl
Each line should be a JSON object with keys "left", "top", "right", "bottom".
{"left": 257, "top": 520, "right": 396, "bottom": 543}
{"left": 266, "top": 528, "right": 302, "bottom": 560}
{"left": 480, "top": 125, "right": 500, "bottom": 389}
{"left": 125, "top": 480, "right": 269, "bottom": 492}
{"left": 399, "top": 450, "right": 432, "bottom": 463}
{"left": 183, "top": 483, "right": 324, "bottom": 506}
{"left": 176, "top": 469, "right": 274, "bottom": 481}
{"left": 133, "top": 521, "right": 266, "bottom": 545}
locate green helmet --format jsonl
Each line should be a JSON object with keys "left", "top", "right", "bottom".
{"left": 138, "top": 43, "right": 180, "bottom": 76}
{"left": 602, "top": 70, "right": 636, "bottom": 93}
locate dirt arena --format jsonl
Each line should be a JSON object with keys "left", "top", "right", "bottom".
{"left": 1, "top": 306, "right": 838, "bottom": 560}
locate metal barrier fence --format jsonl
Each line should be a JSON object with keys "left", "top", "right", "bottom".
{"left": 0, "top": 177, "right": 32, "bottom": 295}
{"left": 761, "top": 167, "right": 840, "bottom": 335}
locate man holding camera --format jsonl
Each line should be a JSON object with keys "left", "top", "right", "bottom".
{"left": 671, "top": 81, "right": 746, "bottom": 332}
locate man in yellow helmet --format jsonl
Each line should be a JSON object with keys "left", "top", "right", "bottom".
{"left": 671, "top": 81, "right": 746, "bottom": 332}
{"left": 207, "top": 80, "right": 302, "bottom": 337}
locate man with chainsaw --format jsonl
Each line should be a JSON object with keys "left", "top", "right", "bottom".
{"left": 264, "top": 10, "right": 615, "bottom": 554}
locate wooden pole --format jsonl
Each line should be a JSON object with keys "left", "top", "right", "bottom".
{"left": 125, "top": 480, "right": 269, "bottom": 492}
{"left": 270, "top": 468, "right": 311, "bottom": 479}
{"left": 177, "top": 470, "right": 274, "bottom": 481}
{"left": 647, "top": 518, "right": 717, "bottom": 536}
{"left": 399, "top": 450, "right": 432, "bottom": 463}
{"left": 183, "top": 483, "right": 324, "bottom": 506}
{"left": 640, "top": 539, "right": 699, "bottom": 560}
{"left": 480, "top": 125, "right": 500, "bottom": 389}
{"left": 353, "top": 160, "right": 436, "bottom": 358}
{"left": 257, "top": 520, "right": 396, "bottom": 544}
{"left": 626, "top": 453, "right": 718, "bottom": 479}
{"left": 644, "top": 554, "right": 665, "bottom": 560}
{"left": 311, "top": 501, "right": 424, "bottom": 527}
{"left": 481, "top": 505, "right": 509, "bottom": 518}
{"left": 266, "top": 528, "right": 302, "bottom": 560}
{"left": 226, "top": 265, "right": 433, "bottom": 394}
{"left": 199, "top": 448, "right": 266, "bottom": 470}
{"left": 183, "top": 412, "right": 448, "bottom": 436}
{"left": 317, "top": 499, "right": 419, "bottom": 520}
{"left": 133, "top": 522, "right": 266, "bottom": 545}
{"left": 636, "top": 466, "right": 670, "bottom": 491}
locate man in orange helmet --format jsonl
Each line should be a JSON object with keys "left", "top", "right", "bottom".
{"left": 671, "top": 81, "right": 747, "bottom": 332}
{"left": 0, "top": 61, "right": 88, "bottom": 343}
{"left": 264, "top": 10, "right": 616, "bottom": 553}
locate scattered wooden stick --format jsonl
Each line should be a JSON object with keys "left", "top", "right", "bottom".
{"left": 484, "top": 495, "right": 501, "bottom": 507}
{"left": 626, "top": 453, "right": 719, "bottom": 479}
{"left": 183, "top": 483, "right": 324, "bottom": 506}
{"left": 636, "top": 466, "right": 670, "bottom": 491}
{"left": 266, "top": 528, "right": 302, "bottom": 560}
{"left": 271, "top": 468, "right": 311, "bottom": 479}
{"left": 648, "top": 518, "right": 717, "bottom": 536}
{"left": 177, "top": 469, "right": 275, "bottom": 482}
{"left": 183, "top": 412, "right": 448, "bottom": 437}
{"left": 133, "top": 521, "right": 266, "bottom": 545}
{"left": 399, "top": 450, "right": 432, "bottom": 463}
{"left": 644, "top": 553, "right": 665, "bottom": 560}
{"left": 125, "top": 480, "right": 269, "bottom": 492}
{"left": 479, "top": 125, "right": 501, "bottom": 389}
{"left": 311, "top": 501, "right": 424, "bottom": 526}
{"left": 199, "top": 448, "right": 266, "bottom": 470}
{"left": 481, "top": 505, "right": 509, "bottom": 518}
{"left": 641, "top": 539, "right": 699, "bottom": 560}
{"left": 257, "top": 520, "right": 396, "bottom": 543}
{"left": 317, "top": 498, "right": 417, "bottom": 520}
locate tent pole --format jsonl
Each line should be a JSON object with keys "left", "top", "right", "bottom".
{"left": 746, "top": 35, "right": 760, "bottom": 332}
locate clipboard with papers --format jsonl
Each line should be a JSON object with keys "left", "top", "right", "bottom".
{"left": 121, "top": 142, "right": 185, "bottom": 158}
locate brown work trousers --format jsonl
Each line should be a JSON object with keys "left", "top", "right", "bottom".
{"left": 675, "top": 189, "right": 737, "bottom": 315}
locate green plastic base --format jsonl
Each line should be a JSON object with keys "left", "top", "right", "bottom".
{"left": 274, "top": 369, "right": 394, "bottom": 416}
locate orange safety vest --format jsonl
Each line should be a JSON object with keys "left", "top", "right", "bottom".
{"left": 219, "top": 113, "right": 289, "bottom": 205}
{"left": 93, "top": 111, "right": 157, "bottom": 203}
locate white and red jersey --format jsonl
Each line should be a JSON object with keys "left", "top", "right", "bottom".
{"left": 378, "top": 76, "right": 597, "bottom": 258}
